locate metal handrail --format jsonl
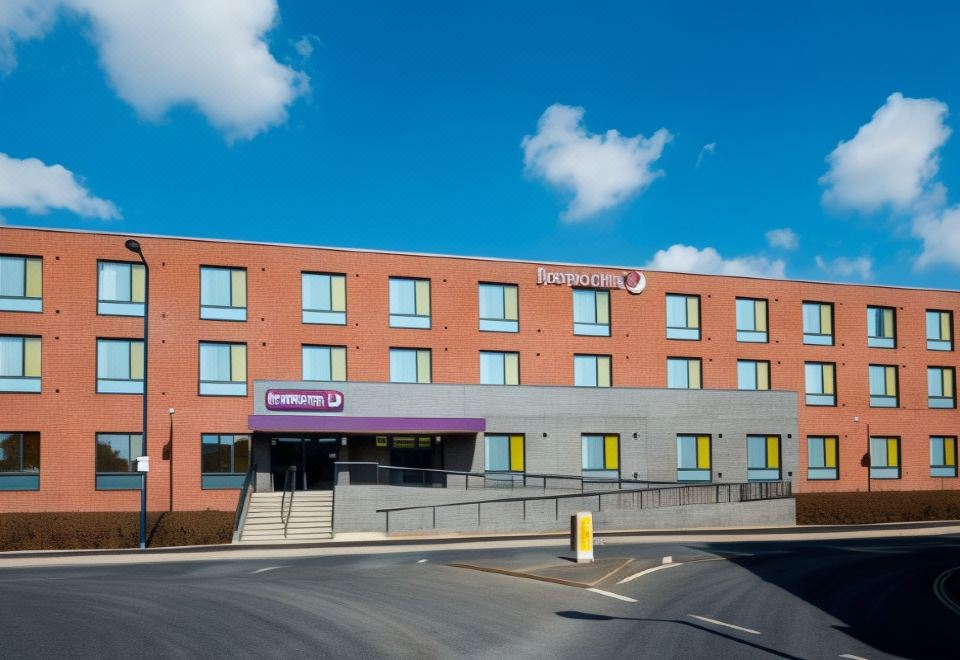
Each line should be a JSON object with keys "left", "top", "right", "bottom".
{"left": 232, "top": 462, "right": 257, "bottom": 540}
{"left": 280, "top": 465, "right": 297, "bottom": 539}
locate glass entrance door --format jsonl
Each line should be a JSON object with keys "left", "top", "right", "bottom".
{"left": 271, "top": 437, "right": 339, "bottom": 490}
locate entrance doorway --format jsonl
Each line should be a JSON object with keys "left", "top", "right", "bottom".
{"left": 389, "top": 436, "right": 442, "bottom": 486}
{"left": 270, "top": 437, "right": 339, "bottom": 490}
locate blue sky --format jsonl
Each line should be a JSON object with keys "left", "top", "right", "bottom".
{"left": 2, "top": 1, "right": 960, "bottom": 287}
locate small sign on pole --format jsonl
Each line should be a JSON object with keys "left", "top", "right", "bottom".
{"left": 136, "top": 456, "right": 150, "bottom": 473}
{"left": 570, "top": 511, "right": 594, "bottom": 563}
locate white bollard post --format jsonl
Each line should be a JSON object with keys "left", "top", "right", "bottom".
{"left": 570, "top": 511, "right": 594, "bottom": 563}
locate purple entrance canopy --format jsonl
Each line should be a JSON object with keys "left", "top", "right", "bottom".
{"left": 248, "top": 415, "right": 486, "bottom": 434}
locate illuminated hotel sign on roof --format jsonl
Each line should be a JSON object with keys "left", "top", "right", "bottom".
{"left": 536, "top": 268, "right": 646, "bottom": 295}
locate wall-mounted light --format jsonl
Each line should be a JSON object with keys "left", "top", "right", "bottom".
{"left": 542, "top": 432, "right": 548, "bottom": 438}
{"left": 632, "top": 432, "right": 638, "bottom": 439}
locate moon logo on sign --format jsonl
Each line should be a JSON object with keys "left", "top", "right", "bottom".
{"left": 624, "top": 271, "right": 646, "bottom": 295}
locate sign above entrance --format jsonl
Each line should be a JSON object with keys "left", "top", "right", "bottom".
{"left": 536, "top": 267, "right": 645, "bottom": 295}
{"left": 265, "top": 389, "right": 344, "bottom": 413}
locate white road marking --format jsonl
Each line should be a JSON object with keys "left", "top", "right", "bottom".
{"left": 933, "top": 567, "right": 960, "bottom": 617}
{"left": 417, "top": 559, "right": 428, "bottom": 563}
{"left": 251, "top": 566, "right": 286, "bottom": 574}
{"left": 617, "top": 561, "right": 685, "bottom": 584}
{"left": 688, "top": 614, "right": 761, "bottom": 635}
{"left": 839, "top": 654, "right": 869, "bottom": 660}
{"left": 587, "top": 588, "right": 637, "bottom": 603}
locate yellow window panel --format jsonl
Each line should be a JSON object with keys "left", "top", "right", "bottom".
{"left": 25, "top": 258, "right": 42, "bottom": 298}
{"left": 504, "top": 353, "right": 519, "bottom": 385}
{"left": 820, "top": 304, "right": 832, "bottom": 335}
{"left": 416, "top": 350, "right": 431, "bottom": 383}
{"left": 509, "top": 435, "right": 525, "bottom": 471}
{"left": 331, "top": 276, "right": 346, "bottom": 312}
{"left": 230, "top": 270, "right": 247, "bottom": 308}
{"left": 767, "top": 436, "right": 780, "bottom": 468}
{"left": 23, "top": 338, "right": 41, "bottom": 377}
{"left": 696, "top": 435, "right": 711, "bottom": 469}
{"left": 414, "top": 280, "right": 430, "bottom": 316}
{"left": 597, "top": 356, "right": 611, "bottom": 387}
{"left": 822, "top": 364, "right": 834, "bottom": 395}
{"left": 887, "top": 438, "right": 899, "bottom": 467}
{"left": 418, "top": 437, "right": 432, "bottom": 447}
{"left": 230, "top": 344, "right": 246, "bottom": 382}
{"left": 686, "top": 297, "right": 700, "bottom": 328}
{"left": 689, "top": 360, "right": 701, "bottom": 389}
{"left": 375, "top": 436, "right": 388, "bottom": 447}
{"left": 824, "top": 437, "right": 837, "bottom": 468}
{"left": 885, "top": 366, "right": 897, "bottom": 396}
{"left": 331, "top": 348, "right": 347, "bottom": 381}
{"left": 131, "top": 264, "right": 146, "bottom": 303}
{"left": 882, "top": 308, "right": 894, "bottom": 338}
{"left": 604, "top": 435, "right": 619, "bottom": 470}
{"left": 755, "top": 300, "right": 767, "bottom": 332}
{"left": 945, "top": 438, "right": 956, "bottom": 466}
{"left": 944, "top": 369, "right": 954, "bottom": 398}
{"left": 503, "top": 286, "right": 518, "bottom": 321}
{"left": 595, "top": 291, "right": 610, "bottom": 325}
{"left": 757, "top": 362, "right": 769, "bottom": 390}
{"left": 129, "top": 341, "right": 144, "bottom": 380}
{"left": 941, "top": 313, "right": 952, "bottom": 341}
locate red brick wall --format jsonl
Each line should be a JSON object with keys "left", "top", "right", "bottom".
{"left": 1, "top": 226, "right": 958, "bottom": 512}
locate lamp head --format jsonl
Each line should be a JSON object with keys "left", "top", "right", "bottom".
{"left": 124, "top": 239, "right": 142, "bottom": 255}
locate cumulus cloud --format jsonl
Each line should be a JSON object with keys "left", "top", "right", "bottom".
{"left": 645, "top": 244, "right": 786, "bottom": 279}
{"left": 913, "top": 206, "right": 960, "bottom": 270}
{"left": 522, "top": 104, "right": 672, "bottom": 221}
{"left": 0, "top": 0, "right": 308, "bottom": 141}
{"left": 0, "top": 152, "right": 120, "bottom": 219}
{"left": 695, "top": 142, "right": 716, "bottom": 168}
{"left": 820, "top": 92, "right": 951, "bottom": 213}
{"left": 765, "top": 227, "right": 799, "bottom": 251}
{"left": 815, "top": 255, "right": 873, "bottom": 281}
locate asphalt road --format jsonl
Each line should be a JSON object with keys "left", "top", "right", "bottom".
{"left": 2, "top": 533, "right": 959, "bottom": 659}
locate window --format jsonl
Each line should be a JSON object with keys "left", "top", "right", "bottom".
{"left": 928, "top": 367, "right": 956, "bottom": 409}
{"left": 390, "top": 348, "right": 431, "bottom": 383}
{"left": 302, "top": 272, "right": 347, "bottom": 325}
{"left": 667, "top": 357, "right": 702, "bottom": 389}
{"left": 737, "top": 360, "right": 770, "bottom": 390}
{"left": 201, "top": 434, "right": 251, "bottom": 488}
{"left": 199, "top": 342, "right": 247, "bottom": 396}
{"left": 926, "top": 310, "right": 953, "bottom": 351}
{"left": 867, "top": 306, "right": 896, "bottom": 348}
{"left": 804, "top": 362, "right": 836, "bottom": 406}
{"left": 747, "top": 435, "right": 781, "bottom": 481}
{"left": 735, "top": 298, "right": 768, "bottom": 342}
{"left": 868, "top": 364, "right": 899, "bottom": 408}
{"left": 0, "top": 255, "right": 42, "bottom": 312}
{"left": 97, "top": 260, "right": 144, "bottom": 317}
{"left": 931, "top": 436, "right": 957, "bottom": 478}
{"left": 479, "top": 351, "right": 519, "bottom": 385}
{"left": 485, "top": 434, "right": 524, "bottom": 472}
{"left": 95, "top": 433, "right": 144, "bottom": 490}
{"left": 869, "top": 436, "right": 900, "bottom": 479}
{"left": 582, "top": 434, "right": 619, "bottom": 480}
{"left": 677, "top": 434, "right": 711, "bottom": 481}
{"left": 96, "top": 339, "right": 144, "bottom": 394}
{"left": 0, "top": 432, "right": 40, "bottom": 490}
{"left": 573, "top": 289, "right": 610, "bottom": 336}
{"left": 302, "top": 345, "right": 347, "bottom": 382}
{"left": 666, "top": 294, "right": 701, "bottom": 340}
{"left": 389, "top": 277, "right": 430, "bottom": 329}
{"left": 574, "top": 354, "right": 611, "bottom": 387}
{"left": 200, "top": 266, "right": 247, "bottom": 321}
{"left": 807, "top": 436, "right": 838, "bottom": 480}
{"left": 0, "top": 336, "right": 41, "bottom": 393}
{"left": 479, "top": 283, "right": 518, "bottom": 332}
{"left": 802, "top": 302, "right": 834, "bottom": 345}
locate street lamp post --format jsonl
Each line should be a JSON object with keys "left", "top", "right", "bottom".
{"left": 125, "top": 239, "right": 149, "bottom": 549}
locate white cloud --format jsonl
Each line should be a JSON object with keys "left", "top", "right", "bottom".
{"left": 0, "top": 0, "right": 308, "bottom": 141}
{"left": 0, "top": 152, "right": 120, "bottom": 219}
{"left": 293, "top": 34, "right": 321, "bottom": 60}
{"left": 820, "top": 92, "right": 951, "bottom": 213}
{"left": 814, "top": 255, "right": 873, "bottom": 281}
{"left": 695, "top": 142, "right": 715, "bottom": 168}
{"left": 645, "top": 244, "right": 785, "bottom": 278}
{"left": 765, "top": 227, "right": 799, "bottom": 250}
{"left": 522, "top": 104, "right": 672, "bottom": 221}
{"left": 913, "top": 206, "right": 960, "bottom": 270}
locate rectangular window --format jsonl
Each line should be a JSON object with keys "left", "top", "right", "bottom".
{"left": 747, "top": 435, "right": 781, "bottom": 481}
{"left": 201, "top": 434, "right": 251, "bottom": 488}
{"left": 869, "top": 364, "right": 899, "bottom": 408}
{"left": 0, "top": 255, "right": 42, "bottom": 312}
{"left": 95, "top": 433, "right": 144, "bottom": 490}
{"left": 804, "top": 362, "right": 836, "bottom": 406}
{"left": 931, "top": 436, "right": 957, "bottom": 478}
{"left": 737, "top": 360, "right": 770, "bottom": 390}
{"left": 302, "top": 272, "right": 347, "bottom": 325}
{"left": 389, "top": 277, "right": 431, "bottom": 329}
{"left": 573, "top": 289, "right": 611, "bottom": 336}
{"left": 390, "top": 348, "right": 431, "bottom": 383}
{"left": 302, "top": 345, "right": 347, "bottom": 382}
{"left": 96, "top": 339, "right": 144, "bottom": 394}
{"left": 677, "top": 434, "right": 711, "bottom": 481}
{"left": 802, "top": 302, "right": 834, "bottom": 345}
{"left": 667, "top": 357, "right": 702, "bottom": 389}
{"left": 479, "top": 351, "right": 520, "bottom": 385}
{"left": 582, "top": 433, "right": 620, "bottom": 480}
{"left": 928, "top": 367, "right": 956, "bottom": 408}
{"left": 869, "top": 436, "right": 900, "bottom": 479}
{"left": 735, "top": 298, "right": 768, "bottom": 342}
{"left": 867, "top": 306, "right": 896, "bottom": 348}
{"left": 97, "top": 260, "right": 145, "bottom": 317}
{"left": 479, "top": 283, "right": 519, "bottom": 332}
{"left": 926, "top": 310, "right": 953, "bottom": 351}
{"left": 574, "top": 354, "right": 611, "bottom": 387}
{"left": 666, "top": 294, "right": 701, "bottom": 340}
{"left": 200, "top": 266, "right": 247, "bottom": 321}
{"left": 807, "top": 436, "right": 839, "bottom": 480}
{"left": 199, "top": 342, "right": 247, "bottom": 396}
{"left": 0, "top": 432, "right": 40, "bottom": 490}
{"left": 0, "top": 336, "right": 41, "bottom": 393}
{"left": 485, "top": 434, "right": 524, "bottom": 472}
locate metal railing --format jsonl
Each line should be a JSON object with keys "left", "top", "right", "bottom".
{"left": 231, "top": 462, "right": 257, "bottom": 542}
{"left": 376, "top": 479, "right": 792, "bottom": 533}
{"left": 280, "top": 465, "right": 297, "bottom": 539}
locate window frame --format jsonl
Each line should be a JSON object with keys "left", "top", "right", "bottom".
{"left": 869, "top": 436, "right": 901, "bottom": 480}
{"left": 930, "top": 436, "right": 958, "bottom": 478}
{"left": 0, "top": 254, "right": 42, "bottom": 313}
{"left": 927, "top": 366, "right": 956, "bottom": 409}
{"left": 301, "top": 271, "right": 348, "bottom": 325}
{"left": 484, "top": 433, "right": 525, "bottom": 476}
{"left": 581, "top": 433, "right": 620, "bottom": 481}
{"left": 737, "top": 359, "right": 771, "bottom": 391}
{"left": 802, "top": 301, "right": 835, "bottom": 346}
{"left": 198, "top": 341, "right": 248, "bottom": 396}
{"left": 573, "top": 354, "right": 612, "bottom": 388}
{"left": 301, "top": 344, "right": 348, "bottom": 382}
{"left": 389, "top": 347, "right": 432, "bottom": 383}
{"left": 804, "top": 361, "right": 836, "bottom": 406}
{"left": 95, "top": 338, "right": 144, "bottom": 395}
{"left": 866, "top": 305, "right": 896, "bottom": 349}
{"left": 96, "top": 260, "right": 146, "bottom": 317}
{"left": 199, "top": 265, "right": 248, "bottom": 322}
{"left": 926, "top": 309, "right": 953, "bottom": 352}
{"left": 0, "top": 334, "right": 41, "bottom": 393}
{"left": 479, "top": 350, "right": 520, "bottom": 385}
{"left": 388, "top": 277, "right": 431, "bottom": 329}
{"left": 665, "top": 293, "right": 701, "bottom": 341}
{"left": 0, "top": 431, "right": 40, "bottom": 491}
{"left": 868, "top": 364, "right": 899, "bottom": 408}
{"left": 746, "top": 434, "right": 782, "bottom": 481}
{"left": 735, "top": 297, "right": 768, "bottom": 343}
{"left": 572, "top": 288, "right": 611, "bottom": 337}
{"left": 200, "top": 433, "right": 251, "bottom": 489}
{"left": 478, "top": 282, "right": 519, "bottom": 333}
{"left": 667, "top": 356, "right": 703, "bottom": 390}
{"left": 807, "top": 435, "right": 839, "bottom": 481}
{"left": 95, "top": 432, "right": 145, "bottom": 490}
{"left": 676, "top": 433, "right": 712, "bottom": 482}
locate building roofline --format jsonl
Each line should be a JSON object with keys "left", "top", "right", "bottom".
{"left": 3, "top": 223, "right": 959, "bottom": 295}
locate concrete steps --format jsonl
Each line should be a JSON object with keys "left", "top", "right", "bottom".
{"left": 237, "top": 490, "right": 334, "bottom": 543}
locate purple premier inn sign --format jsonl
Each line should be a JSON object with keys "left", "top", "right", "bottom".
{"left": 265, "top": 389, "right": 344, "bottom": 413}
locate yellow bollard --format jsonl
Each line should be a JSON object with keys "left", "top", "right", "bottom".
{"left": 570, "top": 511, "right": 594, "bottom": 563}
